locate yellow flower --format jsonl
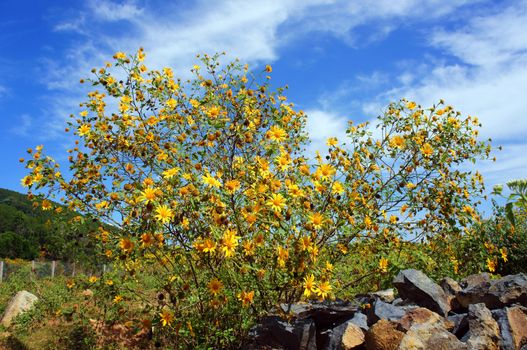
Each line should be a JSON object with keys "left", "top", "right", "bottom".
{"left": 420, "top": 143, "right": 433, "bottom": 157}
{"left": 138, "top": 187, "right": 159, "bottom": 203}
{"left": 163, "top": 167, "right": 180, "bottom": 179}
{"left": 406, "top": 101, "right": 417, "bottom": 109}
{"left": 221, "top": 229, "right": 240, "bottom": 257}
{"left": 332, "top": 181, "right": 344, "bottom": 195}
{"left": 41, "top": 199, "right": 52, "bottom": 211}
{"left": 66, "top": 279, "right": 75, "bottom": 289}
{"left": 166, "top": 98, "right": 177, "bottom": 109}
{"left": 202, "top": 174, "right": 222, "bottom": 188}
{"left": 21, "top": 176, "right": 33, "bottom": 187}
{"left": 389, "top": 135, "right": 405, "bottom": 149}
{"left": 316, "top": 281, "right": 332, "bottom": 300}
{"left": 500, "top": 248, "right": 508, "bottom": 262}
{"left": 486, "top": 258, "right": 496, "bottom": 273}
{"left": 303, "top": 274, "right": 317, "bottom": 297}
{"left": 159, "top": 310, "right": 174, "bottom": 327}
{"left": 141, "top": 233, "right": 154, "bottom": 247}
{"left": 379, "top": 257, "right": 389, "bottom": 273}
{"left": 326, "top": 137, "right": 338, "bottom": 147}
{"left": 113, "top": 295, "right": 123, "bottom": 303}
{"left": 225, "top": 179, "right": 241, "bottom": 194}
{"left": 207, "top": 278, "right": 224, "bottom": 296}
{"left": 316, "top": 163, "right": 336, "bottom": 181}
{"left": 267, "top": 125, "right": 287, "bottom": 142}
{"left": 266, "top": 193, "right": 286, "bottom": 212}
{"left": 265, "top": 64, "right": 272, "bottom": 73}
{"left": 154, "top": 204, "right": 173, "bottom": 224}
{"left": 113, "top": 52, "right": 126, "bottom": 60}
{"left": 89, "top": 276, "right": 98, "bottom": 283}
{"left": 238, "top": 290, "right": 255, "bottom": 307}
{"left": 78, "top": 123, "right": 91, "bottom": 136}
{"left": 309, "top": 212, "right": 325, "bottom": 229}
{"left": 119, "top": 238, "right": 134, "bottom": 252}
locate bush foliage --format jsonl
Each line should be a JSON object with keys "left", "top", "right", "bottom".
{"left": 22, "top": 50, "right": 493, "bottom": 348}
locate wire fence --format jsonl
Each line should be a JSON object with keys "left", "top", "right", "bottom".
{"left": 0, "top": 260, "right": 112, "bottom": 282}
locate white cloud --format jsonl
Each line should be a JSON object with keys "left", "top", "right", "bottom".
{"left": 305, "top": 109, "right": 349, "bottom": 155}
{"left": 88, "top": 0, "right": 144, "bottom": 22}
{"left": 10, "top": 114, "right": 32, "bottom": 136}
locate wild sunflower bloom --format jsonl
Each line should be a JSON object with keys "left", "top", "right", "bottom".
{"left": 21, "top": 176, "right": 33, "bottom": 187}
{"left": 162, "top": 167, "right": 180, "bottom": 179}
{"left": 119, "top": 238, "right": 134, "bottom": 253}
{"left": 141, "top": 233, "right": 154, "bottom": 247}
{"left": 202, "top": 174, "right": 222, "bottom": 188}
{"left": 406, "top": 101, "right": 417, "bottom": 109}
{"left": 303, "top": 274, "right": 317, "bottom": 297}
{"left": 500, "top": 248, "right": 508, "bottom": 262}
{"left": 154, "top": 204, "right": 173, "bottom": 224}
{"left": 389, "top": 135, "right": 405, "bottom": 149}
{"left": 420, "top": 143, "right": 434, "bottom": 157}
{"left": 379, "top": 257, "right": 389, "bottom": 273}
{"left": 267, "top": 125, "right": 287, "bottom": 142}
{"left": 78, "top": 124, "right": 91, "bottom": 136}
{"left": 166, "top": 98, "right": 177, "bottom": 109}
{"left": 138, "top": 187, "right": 159, "bottom": 203}
{"left": 207, "top": 278, "right": 224, "bottom": 296}
{"left": 113, "top": 52, "right": 126, "bottom": 60}
{"left": 41, "top": 199, "right": 52, "bottom": 211}
{"left": 225, "top": 179, "right": 241, "bottom": 194}
{"left": 309, "top": 212, "right": 325, "bottom": 229}
{"left": 238, "top": 290, "right": 255, "bottom": 307}
{"left": 486, "top": 258, "right": 496, "bottom": 273}
{"left": 266, "top": 193, "right": 286, "bottom": 212}
{"left": 331, "top": 181, "right": 344, "bottom": 195}
{"left": 316, "top": 163, "right": 336, "bottom": 181}
{"left": 316, "top": 281, "right": 332, "bottom": 300}
{"left": 221, "top": 229, "right": 240, "bottom": 257}
{"left": 159, "top": 310, "right": 174, "bottom": 327}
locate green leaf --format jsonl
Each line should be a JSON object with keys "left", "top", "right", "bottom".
{"left": 505, "top": 202, "right": 515, "bottom": 226}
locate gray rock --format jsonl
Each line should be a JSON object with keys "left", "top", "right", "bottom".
{"left": 466, "top": 303, "right": 500, "bottom": 350}
{"left": 393, "top": 269, "right": 451, "bottom": 316}
{"left": 458, "top": 273, "right": 527, "bottom": 309}
{"left": 247, "top": 316, "right": 316, "bottom": 350}
{"left": 371, "top": 289, "right": 395, "bottom": 303}
{"left": 1, "top": 290, "right": 38, "bottom": 327}
{"left": 448, "top": 313, "right": 468, "bottom": 338}
{"left": 460, "top": 273, "right": 491, "bottom": 289}
{"left": 368, "top": 299, "right": 407, "bottom": 324}
{"left": 398, "top": 307, "right": 452, "bottom": 332}
{"left": 441, "top": 277, "right": 463, "bottom": 311}
{"left": 349, "top": 312, "right": 369, "bottom": 331}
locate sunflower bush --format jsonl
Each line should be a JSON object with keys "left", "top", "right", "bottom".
{"left": 22, "top": 49, "right": 491, "bottom": 348}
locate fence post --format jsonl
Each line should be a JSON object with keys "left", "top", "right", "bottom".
{"left": 0, "top": 261, "right": 3, "bottom": 283}
{"left": 103, "top": 264, "right": 107, "bottom": 275}
{"left": 72, "top": 262, "right": 76, "bottom": 277}
{"left": 32, "top": 260, "right": 35, "bottom": 273}
{"left": 51, "top": 260, "right": 56, "bottom": 278}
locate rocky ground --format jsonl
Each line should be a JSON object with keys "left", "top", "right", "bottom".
{"left": 246, "top": 269, "right": 527, "bottom": 350}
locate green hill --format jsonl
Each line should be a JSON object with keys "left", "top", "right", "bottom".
{"left": 0, "top": 188, "right": 99, "bottom": 263}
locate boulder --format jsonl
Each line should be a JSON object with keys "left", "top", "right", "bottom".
{"left": 349, "top": 312, "right": 369, "bottom": 331}
{"left": 398, "top": 307, "right": 452, "bottom": 332}
{"left": 368, "top": 299, "right": 407, "bottom": 324}
{"left": 457, "top": 273, "right": 527, "bottom": 309}
{"left": 466, "top": 303, "right": 500, "bottom": 350}
{"left": 325, "top": 321, "right": 365, "bottom": 350}
{"left": 371, "top": 289, "right": 395, "bottom": 303}
{"left": 393, "top": 269, "right": 451, "bottom": 316}
{"left": 365, "top": 319, "right": 404, "bottom": 350}
{"left": 247, "top": 316, "right": 316, "bottom": 350}
{"left": 440, "top": 277, "right": 462, "bottom": 311}
{"left": 493, "top": 306, "right": 527, "bottom": 350}
{"left": 399, "top": 321, "right": 467, "bottom": 350}
{"left": 460, "top": 273, "right": 491, "bottom": 289}
{"left": 448, "top": 313, "right": 468, "bottom": 338}
{"left": 1, "top": 291, "right": 38, "bottom": 327}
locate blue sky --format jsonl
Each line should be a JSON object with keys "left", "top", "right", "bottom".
{"left": 1, "top": 0, "right": 526, "bottom": 210}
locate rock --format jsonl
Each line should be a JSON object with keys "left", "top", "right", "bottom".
{"left": 493, "top": 306, "right": 527, "bottom": 350}
{"left": 460, "top": 273, "right": 491, "bottom": 289}
{"left": 325, "top": 321, "right": 365, "bottom": 350}
{"left": 440, "top": 277, "right": 462, "bottom": 311}
{"left": 466, "top": 303, "right": 500, "bottom": 350}
{"left": 372, "top": 289, "right": 395, "bottom": 303}
{"left": 368, "top": 299, "right": 407, "bottom": 324}
{"left": 448, "top": 313, "right": 468, "bottom": 338}
{"left": 458, "top": 273, "right": 527, "bottom": 309}
{"left": 349, "top": 312, "right": 369, "bottom": 331}
{"left": 393, "top": 269, "right": 451, "bottom": 316}
{"left": 1, "top": 291, "right": 38, "bottom": 327}
{"left": 247, "top": 316, "right": 316, "bottom": 350}
{"left": 365, "top": 319, "right": 404, "bottom": 350}
{"left": 399, "top": 321, "right": 467, "bottom": 350}
{"left": 398, "top": 307, "right": 452, "bottom": 332}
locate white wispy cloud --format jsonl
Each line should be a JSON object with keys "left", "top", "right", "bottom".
{"left": 10, "top": 114, "right": 32, "bottom": 137}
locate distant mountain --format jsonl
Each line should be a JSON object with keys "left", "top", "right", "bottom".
{"left": 0, "top": 188, "right": 100, "bottom": 263}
